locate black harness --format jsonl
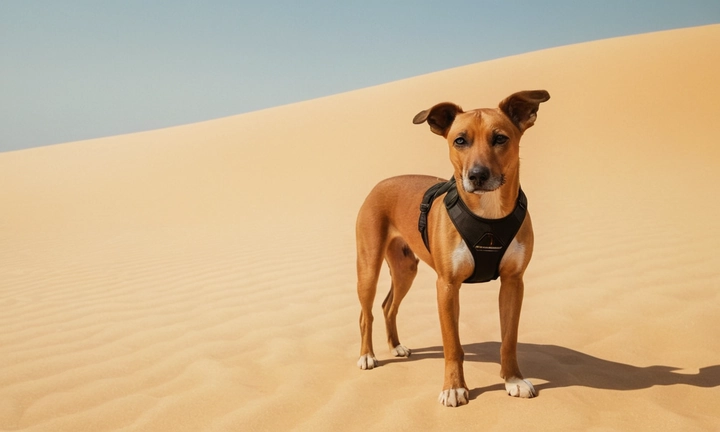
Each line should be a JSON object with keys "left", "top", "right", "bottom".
{"left": 418, "top": 177, "right": 528, "bottom": 283}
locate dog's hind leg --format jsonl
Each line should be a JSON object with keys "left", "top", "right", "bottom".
{"left": 382, "top": 236, "right": 418, "bottom": 357}
{"left": 356, "top": 212, "right": 388, "bottom": 370}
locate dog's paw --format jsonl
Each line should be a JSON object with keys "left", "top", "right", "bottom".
{"left": 438, "top": 388, "right": 469, "bottom": 407}
{"left": 357, "top": 354, "right": 378, "bottom": 370}
{"left": 505, "top": 377, "right": 536, "bottom": 398}
{"left": 391, "top": 344, "right": 411, "bottom": 357}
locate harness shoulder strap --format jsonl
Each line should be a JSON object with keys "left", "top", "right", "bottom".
{"left": 418, "top": 177, "right": 456, "bottom": 250}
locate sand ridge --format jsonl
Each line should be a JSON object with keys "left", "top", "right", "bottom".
{"left": 1, "top": 24, "right": 720, "bottom": 431}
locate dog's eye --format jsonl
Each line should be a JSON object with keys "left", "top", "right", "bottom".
{"left": 454, "top": 137, "right": 468, "bottom": 147}
{"left": 492, "top": 134, "right": 509, "bottom": 146}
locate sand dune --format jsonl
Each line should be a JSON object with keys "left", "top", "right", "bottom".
{"left": 2, "top": 24, "right": 720, "bottom": 431}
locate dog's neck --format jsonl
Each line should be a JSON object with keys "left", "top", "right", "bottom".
{"left": 455, "top": 171, "right": 520, "bottom": 219}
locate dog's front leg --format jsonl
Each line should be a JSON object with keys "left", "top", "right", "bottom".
{"left": 436, "top": 278, "right": 468, "bottom": 407}
{"left": 498, "top": 274, "right": 536, "bottom": 398}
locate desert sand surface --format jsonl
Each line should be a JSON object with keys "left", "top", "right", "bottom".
{"left": 2, "top": 24, "right": 720, "bottom": 431}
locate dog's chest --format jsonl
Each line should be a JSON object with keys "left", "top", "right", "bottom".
{"left": 451, "top": 240, "right": 474, "bottom": 276}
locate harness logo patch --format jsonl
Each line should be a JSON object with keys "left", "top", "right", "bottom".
{"left": 474, "top": 233, "right": 503, "bottom": 251}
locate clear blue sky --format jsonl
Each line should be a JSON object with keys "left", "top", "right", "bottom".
{"left": 2, "top": 0, "right": 719, "bottom": 152}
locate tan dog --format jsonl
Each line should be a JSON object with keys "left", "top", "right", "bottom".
{"left": 355, "top": 90, "right": 550, "bottom": 407}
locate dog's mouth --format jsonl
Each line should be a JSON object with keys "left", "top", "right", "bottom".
{"left": 462, "top": 173, "right": 505, "bottom": 194}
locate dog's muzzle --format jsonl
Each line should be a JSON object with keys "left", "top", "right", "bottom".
{"left": 463, "top": 166, "right": 503, "bottom": 193}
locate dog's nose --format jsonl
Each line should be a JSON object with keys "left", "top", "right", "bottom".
{"left": 468, "top": 166, "right": 490, "bottom": 188}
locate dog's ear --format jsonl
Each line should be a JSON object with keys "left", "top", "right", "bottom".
{"left": 499, "top": 90, "right": 550, "bottom": 132}
{"left": 412, "top": 102, "right": 463, "bottom": 137}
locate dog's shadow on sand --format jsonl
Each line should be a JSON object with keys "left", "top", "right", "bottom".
{"left": 385, "top": 342, "right": 720, "bottom": 399}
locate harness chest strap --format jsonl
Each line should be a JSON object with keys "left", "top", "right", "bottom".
{"left": 418, "top": 177, "right": 527, "bottom": 283}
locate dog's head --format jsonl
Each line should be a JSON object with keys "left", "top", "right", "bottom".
{"left": 413, "top": 90, "right": 550, "bottom": 194}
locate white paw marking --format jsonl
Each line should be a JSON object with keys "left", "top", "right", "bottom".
{"left": 438, "top": 388, "right": 469, "bottom": 407}
{"left": 505, "top": 377, "right": 536, "bottom": 398}
{"left": 357, "top": 354, "right": 378, "bottom": 370}
{"left": 391, "top": 344, "right": 411, "bottom": 357}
